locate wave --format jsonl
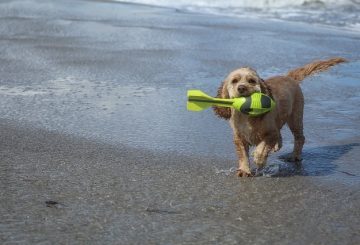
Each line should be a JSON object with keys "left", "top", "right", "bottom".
{"left": 116, "top": 0, "right": 360, "bottom": 31}
{"left": 117, "top": 0, "right": 359, "bottom": 9}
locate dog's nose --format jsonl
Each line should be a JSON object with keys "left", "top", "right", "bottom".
{"left": 237, "top": 85, "right": 247, "bottom": 93}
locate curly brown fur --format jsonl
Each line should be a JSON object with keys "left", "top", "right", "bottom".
{"left": 213, "top": 80, "right": 231, "bottom": 120}
{"left": 287, "top": 57, "right": 347, "bottom": 82}
{"left": 213, "top": 57, "right": 346, "bottom": 176}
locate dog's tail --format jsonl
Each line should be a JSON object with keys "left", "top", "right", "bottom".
{"left": 286, "top": 57, "right": 347, "bottom": 83}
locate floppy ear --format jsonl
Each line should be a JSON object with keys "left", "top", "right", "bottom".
{"left": 212, "top": 80, "right": 231, "bottom": 120}
{"left": 259, "top": 78, "right": 273, "bottom": 98}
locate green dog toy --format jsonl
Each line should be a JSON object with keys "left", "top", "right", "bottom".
{"left": 187, "top": 90, "right": 275, "bottom": 116}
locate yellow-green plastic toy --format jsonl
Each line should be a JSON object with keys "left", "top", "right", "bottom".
{"left": 187, "top": 90, "right": 275, "bottom": 116}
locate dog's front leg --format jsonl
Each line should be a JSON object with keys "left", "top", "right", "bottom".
{"left": 254, "top": 141, "right": 271, "bottom": 169}
{"left": 233, "top": 135, "right": 252, "bottom": 177}
{"left": 254, "top": 133, "right": 279, "bottom": 169}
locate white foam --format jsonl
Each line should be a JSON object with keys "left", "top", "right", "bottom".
{"left": 215, "top": 167, "right": 237, "bottom": 176}
{"left": 347, "top": 23, "right": 360, "bottom": 31}
{"left": 117, "top": 0, "right": 356, "bottom": 9}
{"left": 116, "top": 0, "right": 360, "bottom": 32}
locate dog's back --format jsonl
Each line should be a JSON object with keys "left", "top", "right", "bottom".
{"left": 265, "top": 76, "right": 304, "bottom": 128}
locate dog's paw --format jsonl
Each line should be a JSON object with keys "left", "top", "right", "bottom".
{"left": 284, "top": 156, "right": 302, "bottom": 163}
{"left": 279, "top": 153, "right": 302, "bottom": 163}
{"left": 236, "top": 169, "right": 253, "bottom": 177}
{"left": 271, "top": 142, "right": 282, "bottom": 153}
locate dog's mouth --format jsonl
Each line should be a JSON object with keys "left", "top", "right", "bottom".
{"left": 233, "top": 91, "right": 253, "bottom": 98}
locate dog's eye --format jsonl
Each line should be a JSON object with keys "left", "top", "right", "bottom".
{"left": 248, "top": 79, "right": 256, "bottom": 84}
{"left": 231, "top": 78, "right": 238, "bottom": 84}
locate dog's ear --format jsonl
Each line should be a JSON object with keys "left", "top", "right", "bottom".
{"left": 259, "top": 78, "right": 273, "bottom": 98}
{"left": 213, "top": 80, "right": 231, "bottom": 120}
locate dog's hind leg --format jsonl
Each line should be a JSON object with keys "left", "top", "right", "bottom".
{"left": 287, "top": 93, "right": 305, "bottom": 162}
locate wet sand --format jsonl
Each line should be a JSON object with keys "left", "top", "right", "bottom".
{"left": 1, "top": 120, "right": 359, "bottom": 244}
{"left": 0, "top": 0, "right": 360, "bottom": 244}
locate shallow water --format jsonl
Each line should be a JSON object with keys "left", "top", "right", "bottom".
{"left": 0, "top": 1, "right": 359, "bottom": 158}
{"left": 0, "top": 0, "right": 360, "bottom": 244}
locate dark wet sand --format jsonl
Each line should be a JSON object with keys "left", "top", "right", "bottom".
{"left": 0, "top": 0, "right": 360, "bottom": 244}
{"left": 1, "top": 120, "right": 359, "bottom": 244}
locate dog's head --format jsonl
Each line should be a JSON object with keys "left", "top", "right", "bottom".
{"left": 213, "top": 67, "right": 270, "bottom": 120}
{"left": 223, "top": 67, "right": 263, "bottom": 98}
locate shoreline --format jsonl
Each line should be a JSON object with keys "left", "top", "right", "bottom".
{"left": 1, "top": 0, "right": 360, "bottom": 243}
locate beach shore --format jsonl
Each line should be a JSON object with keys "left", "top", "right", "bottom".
{"left": 1, "top": 120, "right": 359, "bottom": 244}
{"left": 0, "top": 0, "right": 359, "bottom": 244}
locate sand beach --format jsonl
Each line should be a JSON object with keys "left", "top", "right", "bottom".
{"left": 0, "top": 0, "right": 359, "bottom": 244}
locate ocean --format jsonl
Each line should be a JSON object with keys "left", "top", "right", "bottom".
{"left": 118, "top": 0, "right": 360, "bottom": 31}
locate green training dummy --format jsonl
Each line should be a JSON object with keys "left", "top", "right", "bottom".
{"left": 187, "top": 90, "right": 275, "bottom": 116}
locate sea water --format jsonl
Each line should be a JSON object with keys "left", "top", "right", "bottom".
{"left": 118, "top": 0, "right": 360, "bottom": 30}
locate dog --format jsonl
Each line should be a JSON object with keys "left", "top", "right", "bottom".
{"left": 213, "top": 57, "right": 346, "bottom": 177}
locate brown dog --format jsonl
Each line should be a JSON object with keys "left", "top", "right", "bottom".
{"left": 213, "top": 58, "right": 346, "bottom": 177}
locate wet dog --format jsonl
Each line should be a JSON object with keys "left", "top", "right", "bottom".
{"left": 213, "top": 57, "right": 346, "bottom": 177}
